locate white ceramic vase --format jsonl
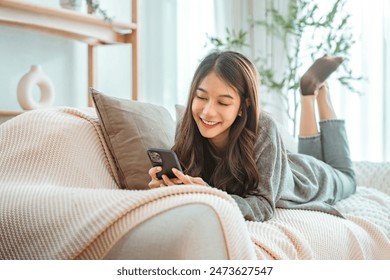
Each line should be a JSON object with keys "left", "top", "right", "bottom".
{"left": 17, "top": 65, "right": 55, "bottom": 110}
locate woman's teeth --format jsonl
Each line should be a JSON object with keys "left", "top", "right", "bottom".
{"left": 202, "top": 119, "right": 218, "bottom": 125}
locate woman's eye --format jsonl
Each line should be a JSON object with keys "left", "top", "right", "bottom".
{"left": 196, "top": 96, "right": 207, "bottom": 100}
{"left": 218, "top": 102, "right": 229, "bottom": 106}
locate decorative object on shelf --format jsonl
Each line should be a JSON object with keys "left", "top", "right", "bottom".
{"left": 17, "top": 65, "right": 55, "bottom": 110}
{"left": 59, "top": 0, "right": 112, "bottom": 22}
{"left": 0, "top": 0, "right": 138, "bottom": 104}
{"left": 86, "top": 0, "right": 113, "bottom": 22}
{"left": 60, "top": 0, "right": 82, "bottom": 11}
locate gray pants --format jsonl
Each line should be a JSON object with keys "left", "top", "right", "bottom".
{"left": 298, "top": 120, "right": 356, "bottom": 201}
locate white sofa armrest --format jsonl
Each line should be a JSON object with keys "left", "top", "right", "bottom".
{"left": 103, "top": 204, "right": 228, "bottom": 260}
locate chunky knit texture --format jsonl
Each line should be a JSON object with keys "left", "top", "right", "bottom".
{"left": 0, "top": 107, "right": 255, "bottom": 260}
{"left": 1, "top": 107, "right": 389, "bottom": 259}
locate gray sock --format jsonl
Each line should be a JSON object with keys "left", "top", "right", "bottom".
{"left": 300, "top": 55, "right": 343, "bottom": 95}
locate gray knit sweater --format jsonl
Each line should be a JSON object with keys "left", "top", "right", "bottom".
{"left": 231, "top": 113, "right": 348, "bottom": 222}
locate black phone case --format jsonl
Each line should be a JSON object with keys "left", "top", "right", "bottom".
{"left": 147, "top": 148, "right": 183, "bottom": 179}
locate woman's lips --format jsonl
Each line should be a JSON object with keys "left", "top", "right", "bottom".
{"left": 200, "top": 117, "right": 219, "bottom": 128}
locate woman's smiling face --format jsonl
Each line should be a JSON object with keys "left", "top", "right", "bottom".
{"left": 191, "top": 71, "right": 241, "bottom": 152}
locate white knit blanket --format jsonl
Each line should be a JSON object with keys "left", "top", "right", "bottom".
{"left": 1, "top": 107, "right": 389, "bottom": 260}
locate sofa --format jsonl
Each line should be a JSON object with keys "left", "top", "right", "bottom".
{"left": 1, "top": 90, "right": 390, "bottom": 260}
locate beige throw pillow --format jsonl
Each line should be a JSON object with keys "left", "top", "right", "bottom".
{"left": 90, "top": 88, "right": 176, "bottom": 189}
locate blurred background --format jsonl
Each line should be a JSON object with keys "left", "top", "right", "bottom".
{"left": 0, "top": 0, "right": 388, "bottom": 161}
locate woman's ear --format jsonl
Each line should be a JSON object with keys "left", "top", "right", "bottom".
{"left": 238, "top": 97, "right": 250, "bottom": 117}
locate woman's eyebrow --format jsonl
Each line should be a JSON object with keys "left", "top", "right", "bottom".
{"left": 197, "top": 87, "right": 234, "bottom": 99}
{"left": 219, "top": 94, "right": 234, "bottom": 99}
{"left": 196, "top": 87, "right": 208, "bottom": 93}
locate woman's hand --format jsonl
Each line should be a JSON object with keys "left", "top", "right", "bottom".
{"left": 148, "top": 167, "right": 208, "bottom": 189}
{"left": 148, "top": 166, "right": 182, "bottom": 189}
{"left": 170, "top": 168, "right": 208, "bottom": 186}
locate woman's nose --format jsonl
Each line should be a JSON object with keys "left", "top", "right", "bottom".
{"left": 202, "top": 101, "right": 216, "bottom": 117}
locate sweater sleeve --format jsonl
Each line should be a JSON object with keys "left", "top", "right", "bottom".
{"left": 232, "top": 114, "right": 294, "bottom": 222}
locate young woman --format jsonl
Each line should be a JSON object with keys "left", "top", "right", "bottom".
{"left": 148, "top": 51, "right": 356, "bottom": 222}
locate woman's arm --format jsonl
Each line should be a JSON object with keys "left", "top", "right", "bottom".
{"left": 230, "top": 195, "right": 274, "bottom": 222}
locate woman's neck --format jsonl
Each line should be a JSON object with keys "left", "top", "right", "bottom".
{"left": 208, "top": 140, "right": 225, "bottom": 157}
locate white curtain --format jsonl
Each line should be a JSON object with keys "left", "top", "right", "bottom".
{"left": 329, "top": 0, "right": 389, "bottom": 161}
{"left": 213, "top": 0, "right": 389, "bottom": 162}
{"left": 213, "top": 0, "right": 292, "bottom": 126}
{"left": 139, "top": 0, "right": 216, "bottom": 118}
{"left": 138, "top": 0, "right": 177, "bottom": 116}
{"left": 139, "top": 0, "right": 290, "bottom": 121}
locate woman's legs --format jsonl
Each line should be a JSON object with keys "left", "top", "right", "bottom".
{"left": 299, "top": 55, "right": 343, "bottom": 137}
{"left": 317, "top": 84, "right": 337, "bottom": 121}
{"left": 319, "top": 120, "right": 356, "bottom": 200}
{"left": 299, "top": 94, "right": 319, "bottom": 137}
{"left": 299, "top": 84, "right": 337, "bottom": 136}
{"left": 298, "top": 89, "right": 323, "bottom": 160}
{"left": 315, "top": 86, "right": 354, "bottom": 172}
{"left": 298, "top": 56, "right": 356, "bottom": 201}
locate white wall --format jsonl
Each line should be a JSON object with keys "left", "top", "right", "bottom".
{"left": 0, "top": 0, "right": 132, "bottom": 111}
{"left": 138, "top": 0, "right": 177, "bottom": 112}
{"left": 0, "top": 25, "right": 87, "bottom": 110}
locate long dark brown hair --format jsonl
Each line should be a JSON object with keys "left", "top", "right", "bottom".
{"left": 172, "top": 51, "right": 261, "bottom": 196}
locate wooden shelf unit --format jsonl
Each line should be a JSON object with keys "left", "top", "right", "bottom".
{"left": 0, "top": 0, "right": 139, "bottom": 106}
{"left": 0, "top": 110, "right": 23, "bottom": 125}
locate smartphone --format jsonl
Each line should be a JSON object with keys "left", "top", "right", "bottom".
{"left": 147, "top": 148, "right": 183, "bottom": 179}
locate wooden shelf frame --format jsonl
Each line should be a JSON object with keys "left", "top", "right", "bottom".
{"left": 0, "top": 0, "right": 139, "bottom": 105}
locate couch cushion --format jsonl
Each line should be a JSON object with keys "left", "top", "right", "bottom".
{"left": 91, "top": 89, "right": 176, "bottom": 189}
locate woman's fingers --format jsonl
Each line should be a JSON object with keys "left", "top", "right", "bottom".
{"left": 148, "top": 166, "right": 162, "bottom": 180}
{"left": 161, "top": 175, "right": 176, "bottom": 186}
{"left": 172, "top": 168, "right": 190, "bottom": 183}
{"left": 171, "top": 178, "right": 183, "bottom": 184}
{"left": 148, "top": 166, "right": 163, "bottom": 188}
{"left": 149, "top": 167, "right": 208, "bottom": 189}
{"left": 171, "top": 168, "right": 208, "bottom": 186}
{"left": 193, "top": 177, "right": 208, "bottom": 186}
{"left": 148, "top": 179, "right": 163, "bottom": 189}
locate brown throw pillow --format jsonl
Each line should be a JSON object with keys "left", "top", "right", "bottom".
{"left": 90, "top": 88, "right": 176, "bottom": 189}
